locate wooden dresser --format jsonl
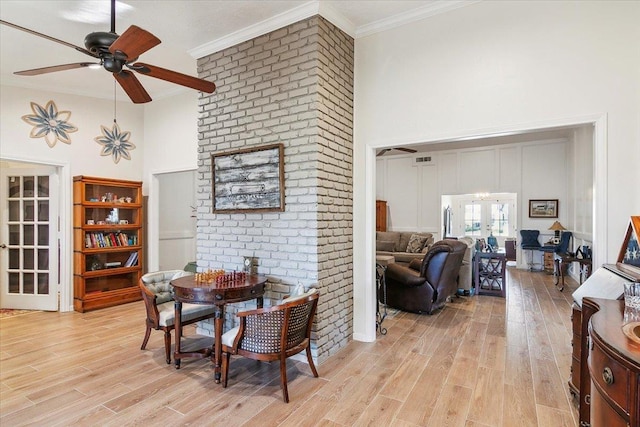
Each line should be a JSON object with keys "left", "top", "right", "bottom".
{"left": 570, "top": 302, "right": 583, "bottom": 399}
{"left": 572, "top": 265, "right": 640, "bottom": 426}
{"left": 585, "top": 298, "right": 640, "bottom": 427}
{"left": 376, "top": 200, "right": 387, "bottom": 232}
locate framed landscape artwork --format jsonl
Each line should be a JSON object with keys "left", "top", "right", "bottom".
{"left": 211, "top": 143, "right": 285, "bottom": 213}
{"left": 529, "top": 199, "right": 558, "bottom": 218}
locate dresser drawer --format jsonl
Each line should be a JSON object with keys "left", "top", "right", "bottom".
{"left": 589, "top": 339, "right": 630, "bottom": 415}
{"left": 590, "top": 382, "right": 629, "bottom": 427}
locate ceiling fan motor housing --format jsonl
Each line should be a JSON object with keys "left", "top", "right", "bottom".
{"left": 84, "top": 31, "right": 131, "bottom": 73}
{"left": 84, "top": 31, "right": 118, "bottom": 54}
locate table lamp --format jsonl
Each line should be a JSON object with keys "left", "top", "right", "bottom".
{"left": 549, "top": 221, "right": 566, "bottom": 244}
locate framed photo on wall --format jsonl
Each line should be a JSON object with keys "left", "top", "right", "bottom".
{"left": 212, "top": 143, "right": 285, "bottom": 213}
{"left": 528, "top": 199, "right": 558, "bottom": 218}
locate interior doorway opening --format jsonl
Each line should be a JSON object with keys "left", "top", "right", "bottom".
{"left": 158, "top": 171, "right": 197, "bottom": 271}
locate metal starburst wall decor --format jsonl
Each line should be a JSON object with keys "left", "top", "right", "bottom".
{"left": 94, "top": 122, "right": 136, "bottom": 164}
{"left": 21, "top": 100, "right": 78, "bottom": 147}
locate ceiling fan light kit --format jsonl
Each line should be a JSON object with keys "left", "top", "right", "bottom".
{"left": 1, "top": 0, "right": 215, "bottom": 104}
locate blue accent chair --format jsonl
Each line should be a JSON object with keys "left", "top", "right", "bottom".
{"left": 520, "top": 230, "right": 541, "bottom": 271}
{"left": 556, "top": 231, "right": 573, "bottom": 254}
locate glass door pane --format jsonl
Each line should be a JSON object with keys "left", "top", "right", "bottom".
{"left": 490, "top": 203, "right": 510, "bottom": 236}
{"left": 464, "top": 204, "right": 482, "bottom": 236}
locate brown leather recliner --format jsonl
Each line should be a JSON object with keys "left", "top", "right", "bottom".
{"left": 380, "top": 239, "right": 466, "bottom": 314}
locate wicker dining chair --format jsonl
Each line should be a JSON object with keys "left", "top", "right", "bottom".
{"left": 220, "top": 288, "right": 319, "bottom": 403}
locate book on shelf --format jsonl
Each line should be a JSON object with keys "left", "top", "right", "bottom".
{"left": 104, "top": 261, "right": 122, "bottom": 268}
{"left": 124, "top": 252, "right": 138, "bottom": 267}
{"left": 85, "top": 232, "right": 132, "bottom": 248}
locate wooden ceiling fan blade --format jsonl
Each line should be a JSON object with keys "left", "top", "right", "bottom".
{"left": 14, "top": 62, "right": 98, "bottom": 76}
{"left": 131, "top": 63, "right": 216, "bottom": 93}
{"left": 395, "top": 147, "right": 417, "bottom": 153}
{"left": 377, "top": 149, "right": 391, "bottom": 157}
{"left": 114, "top": 70, "right": 152, "bottom": 104}
{"left": 109, "top": 25, "right": 161, "bottom": 60}
{"left": 0, "top": 20, "right": 99, "bottom": 58}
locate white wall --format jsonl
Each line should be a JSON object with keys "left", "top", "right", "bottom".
{"left": 353, "top": 0, "right": 640, "bottom": 340}
{"left": 376, "top": 138, "right": 570, "bottom": 240}
{"left": 141, "top": 91, "right": 199, "bottom": 271}
{"left": 1, "top": 86, "right": 144, "bottom": 178}
{"left": 0, "top": 85, "right": 146, "bottom": 311}
{"left": 0, "top": 85, "right": 195, "bottom": 309}
{"left": 142, "top": 91, "right": 199, "bottom": 191}
{"left": 571, "top": 125, "right": 595, "bottom": 251}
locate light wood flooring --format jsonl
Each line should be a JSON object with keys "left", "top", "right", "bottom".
{"left": 0, "top": 267, "right": 580, "bottom": 426}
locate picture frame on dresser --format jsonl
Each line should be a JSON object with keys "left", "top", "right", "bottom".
{"left": 617, "top": 215, "right": 640, "bottom": 276}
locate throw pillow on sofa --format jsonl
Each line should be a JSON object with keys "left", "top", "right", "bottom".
{"left": 406, "top": 234, "right": 429, "bottom": 253}
{"left": 376, "top": 240, "right": 396, "bottom": 252}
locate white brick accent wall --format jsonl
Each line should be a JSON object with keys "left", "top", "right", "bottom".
{"left": 195, "top": 16, "right": 353, "bottom": 363}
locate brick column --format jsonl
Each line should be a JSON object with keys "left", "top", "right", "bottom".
{"left": 196, "top": 16, "right": 354, "bottom": 362}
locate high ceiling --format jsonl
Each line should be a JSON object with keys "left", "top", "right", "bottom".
{"left": 0, "top": 0, "right": 472, "bottom": 102}
{"left": 1, "top": 0, "right": 582, "bottom": 152}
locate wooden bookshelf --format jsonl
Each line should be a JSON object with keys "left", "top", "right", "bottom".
{"left": 73, "top": 176, "right": 143, "bottom": 312}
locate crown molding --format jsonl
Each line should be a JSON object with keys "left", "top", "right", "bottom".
{"left": 317, "top": 2, "right": 356, "bottom": 38}
{"left": 356, "top": 0, "right": 481, "bottom": 38}
{"left": 189, "top": 0, "right": 477, "bottom": 59}
{"left": 189, "top": 1, "right": 321, "bottom": 59}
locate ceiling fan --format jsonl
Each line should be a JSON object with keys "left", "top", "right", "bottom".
{"left": 0, "top": 0, "right": 216, "bottom": 104}
{"left": 376, "top": 147, "right": 418, "bottom": 156}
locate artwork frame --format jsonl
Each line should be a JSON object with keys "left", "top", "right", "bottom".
{"left": 212, "top": 143, "right": 285, "bottom": 213}
{"left": 617, "top": 216, "right": 640, "bottom": 278}
{"left": 528, "top": 199, "right": 558, "bottom": 218}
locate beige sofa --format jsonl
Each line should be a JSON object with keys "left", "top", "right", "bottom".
{"left": 376, "top": 231, "right": 434, "bottom": 265}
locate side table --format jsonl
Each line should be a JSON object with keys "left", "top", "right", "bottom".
{"left": 473, "top": 251, "right": 507, "bottom": 297}
{"left": 375, "top": 254, "right": 395, "bottom": 267}
{"left": 553, "top": 254, "right": 592, "bottom": 291}
{"left": 375, "top": 255, "right": 394, "bottom": 335}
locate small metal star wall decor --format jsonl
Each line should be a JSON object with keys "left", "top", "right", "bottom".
{"left": 94, "top": 122, "right": 136, "bottom": 164}
{"left": 21, "top": 100, "right": 78, "bottom": 147}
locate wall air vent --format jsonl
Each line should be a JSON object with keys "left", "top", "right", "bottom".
{"left": 413, "top": 154, "right": 435, "bottom": 166}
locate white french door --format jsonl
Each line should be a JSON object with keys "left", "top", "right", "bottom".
{"left": 0, "top": 167, "right": 59, "bottom": 310}
{"left": 460, "top": 194, "right": 516, "bottom": 247}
